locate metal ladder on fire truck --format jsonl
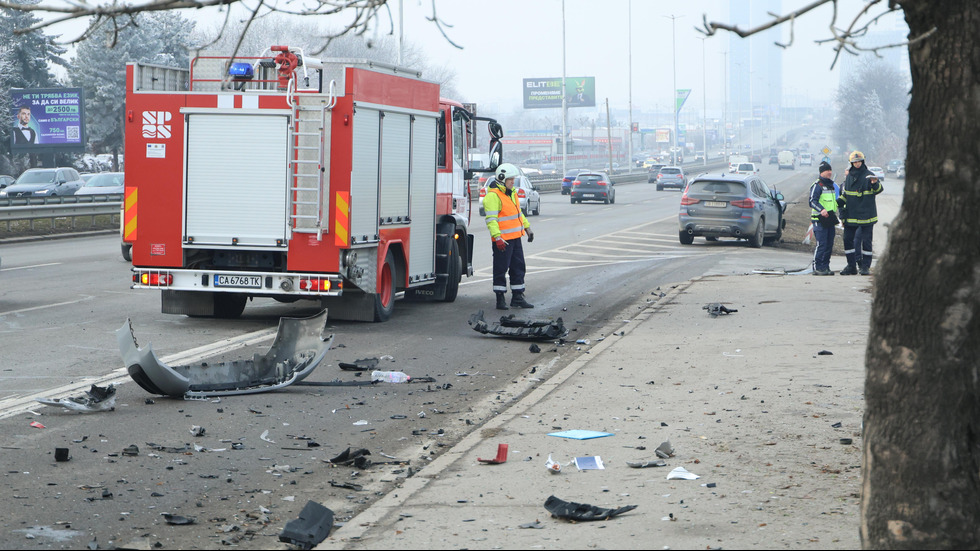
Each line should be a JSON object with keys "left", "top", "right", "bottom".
{"left": 286, "top": 79, "right": 337, "bottom": 240}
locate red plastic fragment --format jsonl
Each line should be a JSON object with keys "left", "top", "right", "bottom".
{"left": 477, "top": 443, "right": 508, "bottom": 464}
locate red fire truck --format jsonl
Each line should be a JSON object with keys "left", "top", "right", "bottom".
{"left": 123, "top": 46, "right": 501, "bottom": 321}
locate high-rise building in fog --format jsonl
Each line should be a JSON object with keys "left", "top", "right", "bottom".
{"left": 727, "top": 0, "right": 783, "bottom": 134}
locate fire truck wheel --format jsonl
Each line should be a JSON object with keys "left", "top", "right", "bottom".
{"left": 373, "top": 251, "right": 396, "bottom": 322}
{"left": 443, "top": 237, "right": 462, "bottom": 302}
{"left": 215, "top": 293, "right": 247, "bottom": 319}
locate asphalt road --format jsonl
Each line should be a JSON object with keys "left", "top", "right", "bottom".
{"left": 0, "top": 164, "right": 813, "bottom": 550}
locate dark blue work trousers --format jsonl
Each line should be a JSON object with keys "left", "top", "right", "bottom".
{"left": 491, "top": 238, "right": 526, "bottom": 294}
{"left": 812, "top": 222, "right": 835, "bottom": 272}
{"left": 842, "top": 224, "right": 874, "bottom": 269}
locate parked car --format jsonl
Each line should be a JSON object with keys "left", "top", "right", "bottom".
{"left": 0, "top": 167, "right": 85, "bottom": 197}
{"left": 655, "top": 166, "right": 687, "bottom": 191}
{"left": 561, "top": 169, "right": 583, "bottom": 195}
{"left": 886, "top": 159, "right": 903, "bottom": 173}
{"left": 868, "top": 166, "right": 886, "bottom": 181}
{"left": 678, "top": 173, "right": 786, "bottom": 248}
{"left": 646, "top": 163, "right": 666, "bottom": 183}
{"left": 478, "top": 169, "right": 541, "bottom": 217}
{"left": 0, "top": 174, "right": 14, "bottom": 189}
{"left": 895, "top": 165, "right": 905, "bottom": 179}
{"left": 569, "top": 171, "right": 615, "bottom": 204}
{"left": 75, "top": 172, "right": 125, "bottom": 195}
{"left": 735, "top": 162, "right": 760, "bottom": 175}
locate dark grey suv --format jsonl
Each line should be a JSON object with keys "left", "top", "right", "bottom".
{"left": 0, "top": 167, "right": 85, "bottom": 197}
{"left": 678, "top": 173, "right": 786, "bottom": 247}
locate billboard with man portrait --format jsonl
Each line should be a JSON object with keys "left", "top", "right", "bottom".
{"left": 523, "top": 77, "right": 596, "bottom": 109}
{"left": 9, "top": 88, "right": 86, "bottom": 152}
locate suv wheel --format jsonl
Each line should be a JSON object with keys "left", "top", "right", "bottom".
{"left": 679, "top": 231, "right": 694, "bottom": 245}
{"left": 748, "top": 218, "right": 764, "bottom": 248}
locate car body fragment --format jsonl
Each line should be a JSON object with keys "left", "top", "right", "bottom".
{"left": 117, "top": 310, "right": 333, "bottom": 398}
{"left": 468, "top": 310, "right": 568, "bottom": 340}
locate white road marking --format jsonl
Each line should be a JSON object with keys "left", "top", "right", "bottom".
{"left": 0, "top": 262, "right": 62, "bottom": 272}
{"left": 0, "top": 295, "right": 96, "bottom": 317}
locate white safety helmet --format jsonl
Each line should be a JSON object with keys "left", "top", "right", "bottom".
{"left": 494, "top": 163, "right": 520, "bottom": 184}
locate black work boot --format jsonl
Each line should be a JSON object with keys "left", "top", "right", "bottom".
{"left": 495, "top": 292, "right": 509, "bottom": 310}
{"left": 839, "top": 265, "right": 858, "bottom": 276}
{"left": 511, "top": 293, "right": 535, "bottom": 308}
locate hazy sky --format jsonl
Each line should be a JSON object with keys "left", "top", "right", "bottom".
{"left": 39, "top": 0, "right": 908, "bottom": 118}
{"left": 389, "top": 0, "right": 908, "bottom": 114}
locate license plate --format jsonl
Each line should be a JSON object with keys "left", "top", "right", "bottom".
{"left": 704, "top": 201, "right": 727, "bottom": 208}
{"left": 582, "top": 193, "right": 594, "bottom": 198}
{"left": 215, "top": 274, "right": 262, "bottom": 288}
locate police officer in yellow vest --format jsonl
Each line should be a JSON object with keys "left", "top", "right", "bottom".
{"left": 484, "top": 163, "right": 535, "bottom": 310}
{"left": 808, "top": 161, "right": 840, "bottom": 275}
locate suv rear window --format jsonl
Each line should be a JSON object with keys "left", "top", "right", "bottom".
{"left": 689, "top": 180, "right": 747, "bottom": 194}
{"left": 577, "top": 173, "right": 603, "bottom": 184}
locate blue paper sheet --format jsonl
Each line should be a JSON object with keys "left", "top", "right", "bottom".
{"left": 547, "top": 430, "right": 614, "bottom": 440}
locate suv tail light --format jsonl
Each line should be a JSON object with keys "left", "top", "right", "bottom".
{"left": 680, "top": 194, "right": 699, "bottom": 206}
{"left": 479, "top": 187, "right": 486, "bottom": 198}
{"left": 731, "top": 197, "right": 756, "bottom": 208}
{"left": 572, "top": 180, "right": 581, "bottom": 186}
{"left": 517, "top": 188, "right": 526, "bottom": 198}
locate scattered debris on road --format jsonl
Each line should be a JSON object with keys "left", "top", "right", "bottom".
{"left": 468, "top": 310, "right": 568, "bottom": 340}
{"left": 477, "top": 443, "right": 508, "bottom": 464}
{"left": 703, "top": 303, "right": 738, "bottom": 317}
{"left": 279, "top": 500, "right": 334, "bottom": 549}
{"left": 544, "top": 495, "right": 638, "bottom": 522}
{"left": 36, "top": 384, "right": 117, "bottom": 413}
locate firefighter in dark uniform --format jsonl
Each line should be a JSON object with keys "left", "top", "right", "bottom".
{"left": 838, "top": 150, "right": 883, "bottom": 275}
{"left": 484, "top": 163, "right": 535, "bottom": 310}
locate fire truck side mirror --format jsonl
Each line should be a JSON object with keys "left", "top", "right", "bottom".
{"left": 488, "top": 122, "right": 503, "bottom": 140}
{"left": 488, "top": 141, "right": 502, "bottom": 171}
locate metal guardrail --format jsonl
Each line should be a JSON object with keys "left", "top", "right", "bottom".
{"left": 523, "top": 159, "right": 731, "bottom": 193}
{"left": 0, "top": 194, "right": 122, "bottom": 228}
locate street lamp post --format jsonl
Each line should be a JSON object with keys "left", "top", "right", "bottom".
{"left": 628, "top": 0, "right": 633, "bottom": 174}
{"left": 664, "top": 14, "right": 682, "bottom": 166}
{"left": 560, "top": 0, "right": 567, "bottom": 178}
{"left": 698, "top": 36, "right": 707, "bottom": 167}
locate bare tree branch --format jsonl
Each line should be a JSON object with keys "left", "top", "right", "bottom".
{"left": 698, "top": 0, "right": 934, "bottom": 70}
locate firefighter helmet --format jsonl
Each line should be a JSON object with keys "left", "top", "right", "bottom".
{"left": 495, "top": 163, "right": 520, "bottom": 184}
{"left": 849, "top": 150, "right": 865, "bottom": 163}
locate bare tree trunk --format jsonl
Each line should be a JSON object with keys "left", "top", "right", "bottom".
{"left": 862, "top": 2, "right": 980, "bottom": 548}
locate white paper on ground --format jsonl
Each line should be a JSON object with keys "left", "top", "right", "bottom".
{"left": 666, "top": 466, "right": 700, "bottom": 480}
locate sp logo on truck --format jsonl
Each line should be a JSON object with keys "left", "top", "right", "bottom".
{"left": 142, "top": 111, "right": 172, "bottom": 139}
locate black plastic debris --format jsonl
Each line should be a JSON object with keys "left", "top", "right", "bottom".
{"left": 329, "top": 480, "right": 363, "bottom": 491}
{"left": 468, "top": 310, "right": 568, "bottom": 340}
{"left": 338, "top": 358, "right": 379, "bottom": 371}
{"left": 161, "top": 513, "right": 196, "bottom": 525}
{"left": 518, "top": 520, "right": 545, "bottom": 529}
{"left": 36, "top": 384, "right": 117, "bottom": 413}
{"left": 529, "top": 343, "right": 541, "bottom": 353}
{"left": 279, "top": 500, "right": 334, "bottom": 549}
{"left": 55, "top": 448, "right": 71, "bottom": 462}
{"left": 544, "top": 495, "right": 638, "bottom": 521}
{"left": 831, "top": 422, "right": 843, "bottom": 428}
{"left": 817, "top": 350, "right": 834, "bottom": 355}
{"left": 328, "top": 447, "right": 372, "bottom": 469}
{"left": 146, "top": 442, "right": 192, "bottom": 453}
{"left": 703, "top": 303, "right": 738, "bottom": 317}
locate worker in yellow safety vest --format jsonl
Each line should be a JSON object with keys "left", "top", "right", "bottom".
{"left": 484, "top": 163, "right": 535, "bottom": 310}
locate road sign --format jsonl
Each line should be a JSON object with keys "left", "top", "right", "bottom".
{"left": 822, "top": 156, "right": 831, "bottom": 164}
{"left": 821, "top": 146, "right": 831, "bottom": 155}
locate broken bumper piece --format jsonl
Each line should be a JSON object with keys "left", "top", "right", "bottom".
{"left": 36, "top": 383, "right": 117, "bottom": 413}
{"left": 117, "top": 310, "right": 333, "bottom": 398}
{"left": 468, "top": 310, "right": 568, "bottom": 340}
{"left": 544, "top": 495, "right": 638, "bottom": 521}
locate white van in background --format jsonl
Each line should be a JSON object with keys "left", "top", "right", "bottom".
{"left": 800, "top": 153, "right": 812, "bottom": 166}
{"left": 777, "top": 150, "right": 796, "bottom": 170}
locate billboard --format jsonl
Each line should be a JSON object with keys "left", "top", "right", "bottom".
{"left": 523, "top": 77, "right": 596, "bottom": 109}
{"left": 9, "top": 88, "right": 86, "bottom": 152}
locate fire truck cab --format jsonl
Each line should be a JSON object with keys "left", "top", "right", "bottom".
{"left": 124, "top": 46, "right": 501, "bottom": 321}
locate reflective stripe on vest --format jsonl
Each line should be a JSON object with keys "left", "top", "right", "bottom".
{"left": 488, "top": 187, "right": 525, "bottom": 240}
{"left": 811, "top": 186, "right": 837, "bottom": 221}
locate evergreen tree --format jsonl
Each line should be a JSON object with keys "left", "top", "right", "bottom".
{"left": 70, "top": 12, "right": 195, "bottom": 154}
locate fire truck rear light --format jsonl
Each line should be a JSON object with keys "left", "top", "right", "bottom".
{"left": 299, "top": 278, "right": 331, "bottom": 292}
{"left": 138, "top": 272, "right": 173, "bottom": 286}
